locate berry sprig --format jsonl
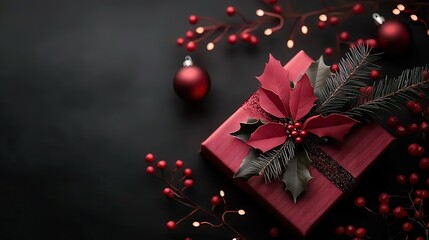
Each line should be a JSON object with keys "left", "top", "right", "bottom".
{"left": 176, "top": 1, "right": 429, "bottom": 54}
{"left": 334, "top": 224, "right": 368, "bottom": 239}
{"left": 144, "top": 153, "right": 248, "bottom": 240}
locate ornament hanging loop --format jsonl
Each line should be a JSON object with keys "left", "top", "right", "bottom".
{"left": 373, "top": 13, "right": 385, "bottom": 25}
{"left": 183, "top": 55, "right": 193, "bottom": 67}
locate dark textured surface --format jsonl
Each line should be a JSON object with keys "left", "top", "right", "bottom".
{"left": 1, "top": 1, "right": 428, "bottom": 239}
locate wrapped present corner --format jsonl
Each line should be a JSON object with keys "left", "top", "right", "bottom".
{"left": 200, "top": 49, "right": 395, "bottom": 236}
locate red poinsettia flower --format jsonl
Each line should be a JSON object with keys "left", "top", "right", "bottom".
{"left": 245, "top": 54, "right": 358, "bottom": 152}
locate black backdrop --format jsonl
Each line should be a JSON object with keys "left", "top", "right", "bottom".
{"left": 1, "top": 0, "right": 429, "bottom": 239}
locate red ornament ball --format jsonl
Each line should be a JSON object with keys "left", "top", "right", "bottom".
{"left": 146, "top": 166, "right": 155, "bottom": 175}
{"left": 184, "top": 179, "right": 194, "bottom": 187}
{"left": 174, "top": 58, "right": 210, "bottom": 101}
{"left": 157, "top": 160, "right": 167, "bottom": 169}
{"left": 184, "top": 168, "right": 192, "bottom": 177}
{"left": 163, "top": 187, "right": 172, "bottom": 197}
{"left": 377, "top": 20, "right": 411, "bottom": 55}
{"left": 354, "top": 196, "right": 366, "bottom": 207}
{"left": 186, "top": 41, "right": 197, "bottom": 52}
{"left": 175, "top": 160, "right": 184, "bottom": 168}
{"left": 145, "top": 153, "right": 155, "bottom": 163}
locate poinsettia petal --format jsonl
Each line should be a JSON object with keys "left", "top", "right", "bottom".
{"left": 302, "top": 114, "right": 358, "bottom": 141}
{"left": 259, "top": 88, "right": 288, "bottom": 118}
{"left": 289, "top": 74, "right": 317, "bottom": 122}
{"left": 256, "top": 54, "right": 291, "bottom": 116}
{"left": 247, "top": 122, "right": 288, "bottom": 152}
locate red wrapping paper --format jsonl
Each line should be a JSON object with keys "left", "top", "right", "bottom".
{"left": 200, "top": 51, "right": 395, "bottom": 236}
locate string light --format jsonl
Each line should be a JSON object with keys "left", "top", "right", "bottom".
{"left": 206, "top": 42, "right": 215, "bottom": 51}
{"left": 196, "top": 27, "right": 204, "bottom": 34}
{"left": 287, "top": 39, "right": 294, "bottom": 48}
{"left": 301, "top": 25, "right": 308, "bottom": 34}
{"left": 410, "top": 14, "right": 418, "bottom": 21}
{"left": 392, "top": 9, "right": 400, "bottom": 15}
{"left": 256, "top": 9, "right": 264, "bottom": 17}
{"left": 319, "top": 14, "right": 327, "bottom": 22}
{"left": 238, "top": 210, "right": 246, "bottom": 215}
{"left": 219, "top": 190, "right": 225, "bottom": 197}
{"left": 397, "top": 4, "right": 405, "bottom": 11}
{"left": 264, "top": 28, "right": 273, "bottom": 36}
{"left": 427, "top": 29, "right": 429, "bottom": 36}
{"left": 192, "top": 222, "right": 200, "bottom": 227}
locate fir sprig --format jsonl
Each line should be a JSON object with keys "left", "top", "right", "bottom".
{"left": 314, "top": 45, "right": 380, "bottom": 116}
{"left": 343, "top": 66, "right": 429, "bottom": 120}
{"left": 258, "top": 140, "right": 295, "bottom": 183}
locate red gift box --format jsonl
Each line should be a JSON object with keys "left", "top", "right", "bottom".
{"left": 200, "top": 51, "right": 394, "bottom": 237}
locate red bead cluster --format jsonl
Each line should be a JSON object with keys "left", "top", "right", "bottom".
{"left": 286, "top": 122, "right": 307, "bottom": 144}
{"left": 386, "top": 99, "right": 429, "bottom": 138}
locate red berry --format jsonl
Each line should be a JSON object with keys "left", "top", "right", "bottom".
{"left": 355, "top": 38, "right": 365, "bottom": 45}
{"left": 249, "top": 35, "right": 259, "bottom": 45}
{"left": 184, "top": 179, "right": 193, "bottom": 187}
{"left": 186, "top": 30, "right": 194, "bottom": 39}
{"left": 420, "top": 190, "right": 428, "bottom": 198}
{"left": 370, "top": 70, "right": 380, "bottom": 80}
{"left": 355, "top": 196, "right": 366, "bottom": 207}
{"left": 287, "top": 124, "right": 295, "bottom": 131}
{"left": 345, "top": 225, "right": 355, "bottom": 236}
{"left": 329, "top": 16, "right": 339, "bottom": 26}
{"left": 294, "top": 122, "right": 302, "bottom": 129}
{"left": 273, "top": 5, "right": 282, "bottom": 13}
{"left": 378, "top": 193, "right": 390, "bottom": 204}
{"left": 414, "top": 197, "right": 423, "bottom": 206}
{"left": 402, "top": 222, "right": 413, "bottom": 232}
{"left": 419, "top": 157, "right": 429, "bottom": 170}
{"left": 396, "top": 174, "right": 407, "bottom": 184}
{"left": 365, "top": 39, "right": 378, "bottom": 48}
{"left": 317, "top": 21, "right": 326, "bottom": 29}
{"left": 379, "top": 204, "right": 390, "bottom": 214}
{"left": 386, "top": 116, "right": 399, "bottom": 127}
{"left": 395, "top": 125, "right": 408, "bottom": 136}
{"left": 334, "top": 226, "right": 345, "bottom": 236}
{"left": 175, "top": 160, "right": 184, "bottom": 168}
{"left": 408, "top": 143, "right": 425, "bottom": 157}
{"left": 240, "top": 32, "right": 251, "bottom": 42}
{"left": 420, "top": 121, "right": 429, "bottom": 132}
{"left": 299, "top": 130, "right": 308, "bottom": 138}
{"left": 269, "top": 227, "right": 279, "bottom": 238}
{"left": 210, "top": 195, "right": 221, "bottom": 205}
{"left": 354, "top": 227, "right": 366, "bottom": 237}
{"left": 352, "top": 3, "right": 364, "bottom": 14}
{"left": 291, "top": 130, "right": 299, "bottom": 138}
{"left": 408, "top": 123, "right": 420, "bottom": 133}
{"left": 268, "top": 0, "right": 277, "bottom": 4}
{"left": 163, "top": 188, "right": 173, "bottom": 197}
{"left": 294, "top": 137, "right": 303, "bottom": 144}
{"left": 409, "top": 173, "right": 419, "bottom": 185}
{"left": 176, "top": 37, "right": 185, "bottom": 46}
{"left": 392, "top": 206, "right": 407, "bottom": 218}
{"left": 226, "top": 6, "right": 235, "bottom": 16}
{"left": 157, "top": 160, "right": 167, "bottom": 169}
{"left": 411, "top": 103, "right": 423, "bottom": 114}
{"left": 188, "top": 15, "right": 198, "bottom": 25}
{"left": 146, "top": 166, "right": 155, "bottom": 175}
{"left": 339, "top": 31, "right": 349, "bottom": 41}
{"left": 406, "top": 100, "right": 416, "bottom": 109}
{"left": 228, "top": 34, "right": 238, "bottom": 45}
{"left": 145, "top": 153, "right": 155, "bottom": 163}
{"left": 330, "top": 64, "right": 339, "bottom": 73}
{"left": 184, "top": 168, "right": 192, "bottom": 177}
{"left": 324, "top": 47, "right": 333, "bottom": 56}
{"left": 166, "top": 221, "right": 176, "bottom": 230}
{"left": 186, "top": 41, "right": 197, "bottom": 52}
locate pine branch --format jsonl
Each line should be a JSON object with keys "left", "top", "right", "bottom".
{"left": 314, "top": 44, "right": 380, "bottom": 116}
{"left": 258, "top": 140, "right": 295, "bottom": 183}
{"left": 343, "top": 66, "right": 429, "bottom": 120}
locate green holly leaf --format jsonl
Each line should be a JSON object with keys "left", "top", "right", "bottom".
{"left": 306, "top": 56, "right": 332, "bottom": 100}
{"left": 282, "top": 147, "right": 313, "bottom": 203}
{"left": 231, "top": 118, "right": 264, "bottom": 141}
{"left": 233, "top": 148, "right": 262, "bottom": 179}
